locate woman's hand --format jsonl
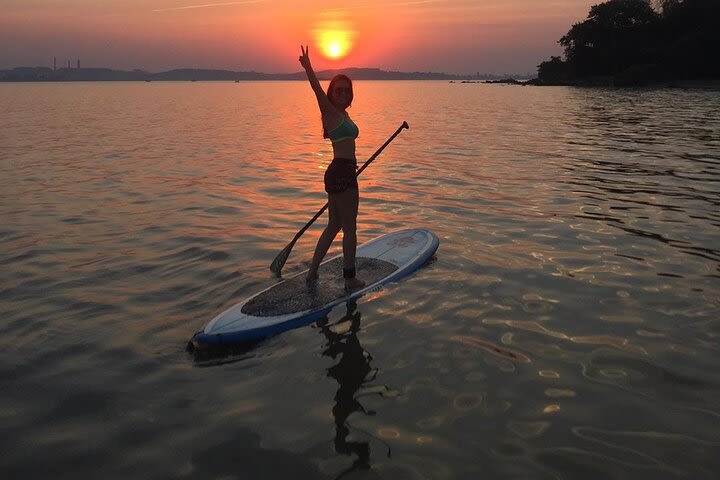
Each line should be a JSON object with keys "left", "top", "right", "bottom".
{"left": 299, "top": 45, "right": 312, "bottom": 71}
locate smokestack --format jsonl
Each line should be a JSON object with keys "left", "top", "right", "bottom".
{"left": 54, "top": 57, "right": 56, "bottom": 71}
{"left": 77, "top": 59, "right": 80, "bottom": 69}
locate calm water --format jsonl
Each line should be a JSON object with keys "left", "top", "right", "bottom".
{"left": 1, "top": 81, "right": 719, "bottom": 479}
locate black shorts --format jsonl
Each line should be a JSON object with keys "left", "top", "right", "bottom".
{"left": 324, "top": 158, "right": 358, "bottom": 194}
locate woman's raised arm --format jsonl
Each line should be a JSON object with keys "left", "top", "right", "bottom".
{"left": 299, "top": 45, "right": 334, "bottom": 113}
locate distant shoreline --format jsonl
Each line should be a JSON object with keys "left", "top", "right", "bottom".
{"left": 5, "top": 66, "right": 716, "bottom": 89}
{"left": 0, "top": 66, "right": 530, "bottom": 83}
{"left": 453, "top": 78, "right": 720, "bottom": 89}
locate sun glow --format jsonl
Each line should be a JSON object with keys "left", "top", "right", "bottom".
{"left": 320, "top": 31, "right": 351, "bottom": 59}
{"left": 314, "top": 15, "right": 356, "bottom": 61}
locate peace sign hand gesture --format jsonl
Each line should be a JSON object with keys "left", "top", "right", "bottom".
{"left": 299, "top": 45, "right": 312, "bottom": 71}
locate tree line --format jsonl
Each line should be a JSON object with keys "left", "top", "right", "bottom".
{"left": 536, "top": 0, "right": 719, "bottom": 85}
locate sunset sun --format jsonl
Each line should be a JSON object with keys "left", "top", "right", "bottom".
{"left": 318, "top": 30, "right": 352, "bottom": 59}
{"left": 313, "top": 13, "right": 356, "bottom": 61}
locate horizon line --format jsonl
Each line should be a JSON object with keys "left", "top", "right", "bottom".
{"left": 1, "top": 64, "right": 536, "bottom": 77}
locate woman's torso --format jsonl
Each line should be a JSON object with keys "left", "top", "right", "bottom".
{"left": 324, "top": 112, "right": 357, "bottom": 161}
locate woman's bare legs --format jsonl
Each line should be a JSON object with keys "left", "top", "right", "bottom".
{"left": 306, "top": 195, "right": 341, "bottom": 283}
{"left": 306, "top": 187, "right": 364, "bottom": 290}
{"left": 337, "top": 187, "right": 365, "bottom": 290}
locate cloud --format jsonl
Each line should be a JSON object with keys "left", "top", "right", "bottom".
{"left": 326, "top": 0, "right": 440, "bottom": 13}
{"left": 388, "top": 0, "right": 440, "bottom": 6}
{"left": 152, "top": 1, "right": 264, "bottom": 13}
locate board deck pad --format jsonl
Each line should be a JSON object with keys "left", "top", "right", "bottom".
{"left": 242, "top": 256, "right": 398, "bottom": 316}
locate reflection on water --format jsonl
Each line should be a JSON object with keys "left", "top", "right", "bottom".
{"left": 1, "top": 82, "right": 719, "bottom": 479}
{"left": 318, "top": 301, "right": 392, "bottom": 479}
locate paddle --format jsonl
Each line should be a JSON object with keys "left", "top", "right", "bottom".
{"left": 270, "top": 121, "right": 410, "bottom": 277}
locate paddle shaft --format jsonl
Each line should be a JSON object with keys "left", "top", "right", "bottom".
{"left": 286, "top": 121, "right": 409, "bottom": 246}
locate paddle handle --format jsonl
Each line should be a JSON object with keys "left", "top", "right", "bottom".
{"left": 356, "top": 121, "right": 409, "bottom": 177}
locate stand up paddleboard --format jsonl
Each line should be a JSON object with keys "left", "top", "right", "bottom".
{"left": 191, "top": 229, "right": 439, "bottom": 346}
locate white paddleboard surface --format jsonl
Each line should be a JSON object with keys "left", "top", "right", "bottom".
{"left": 192, "top": 229, "right": 438, "bottom": 344}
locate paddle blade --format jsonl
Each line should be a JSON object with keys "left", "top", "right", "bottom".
{"left": 270, "top": 241, "right": 294, "bottom": 277}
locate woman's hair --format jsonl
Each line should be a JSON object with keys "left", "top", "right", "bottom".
{"left": 323, "top": 74, "right": 353, "bottom": 139}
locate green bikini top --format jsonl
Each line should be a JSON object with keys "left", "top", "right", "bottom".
{"left": 327, "top": 115, "right": 359, "bottom": 144}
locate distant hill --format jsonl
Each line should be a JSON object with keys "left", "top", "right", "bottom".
{"left": 0, "top": 66, "right": 528, "bottom": 82}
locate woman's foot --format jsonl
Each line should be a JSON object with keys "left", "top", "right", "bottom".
{"left": 344, "top": 277, "right": 365, "bottom": 292}
{"left": 306, "top": 271, "right": 319, "bottom": 285}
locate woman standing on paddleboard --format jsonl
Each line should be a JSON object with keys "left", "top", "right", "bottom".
{"left": 300, "top": 45, "right": 366, "bottom": 291}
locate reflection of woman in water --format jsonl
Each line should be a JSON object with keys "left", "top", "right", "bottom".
{"left": 318, "top": 301, "right": 391, "bottom": 478}
{"left": 299, "top": 45, "right": 365, "bottom": 291}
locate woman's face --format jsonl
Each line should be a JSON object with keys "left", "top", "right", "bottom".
{"left": 331, "top": 81, "right": 352, "bottom": 109}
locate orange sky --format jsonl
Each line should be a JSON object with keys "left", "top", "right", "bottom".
{"left": 1, "top": 0, "right": 596, "bottom": 74}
